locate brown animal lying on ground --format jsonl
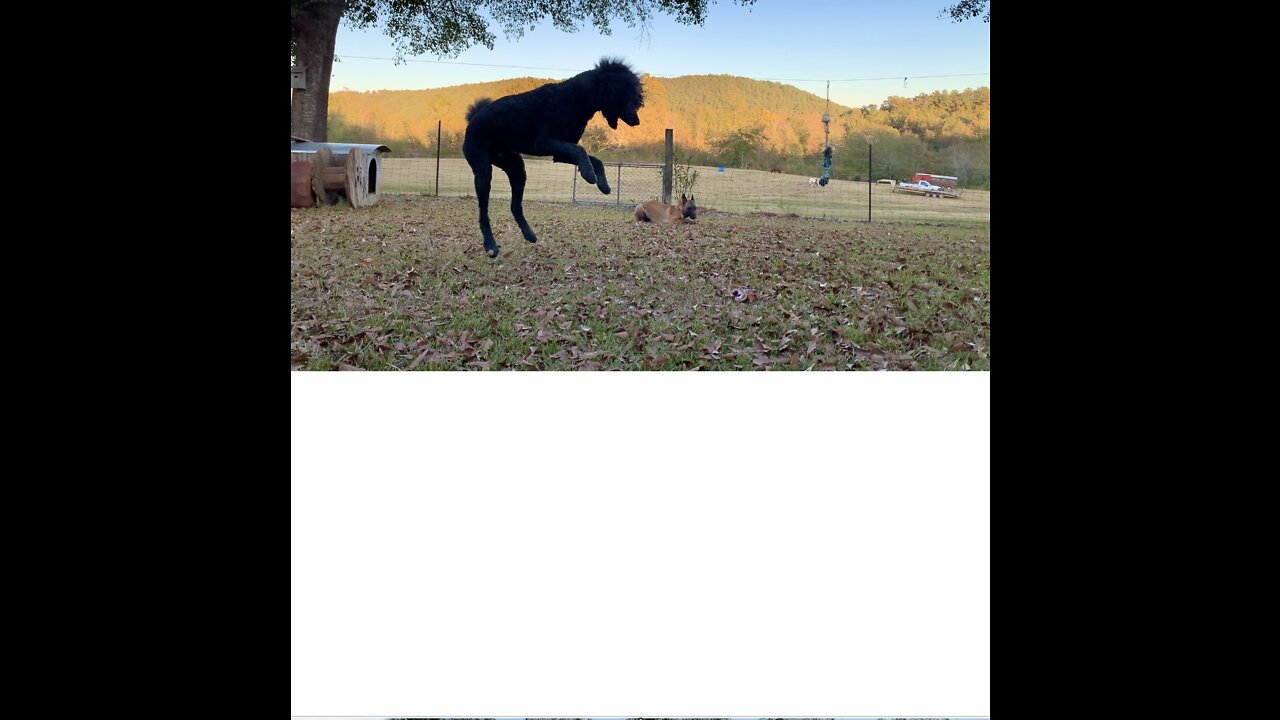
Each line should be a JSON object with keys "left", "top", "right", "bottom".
{"left": 634, "top": 194, "right": 697, "bottom": 224}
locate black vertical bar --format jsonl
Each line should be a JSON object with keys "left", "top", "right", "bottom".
{"left": 868, "top": 143, "right": 872, "bottom": 222}
{"left": 435, "top": 120, "right": 442, "bottom": 197}
{"left": 617, "top": 163, "right": 622, "bottom": 205}
{"left": 662, "top": 129, "right": 674, "bottom": 204}
{"left": 572, "top": 165, "right": 577, "bottom": 203}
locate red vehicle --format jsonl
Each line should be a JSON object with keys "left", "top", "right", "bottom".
{"left": 912, "top": 173, "right": 958, "bottom": 189}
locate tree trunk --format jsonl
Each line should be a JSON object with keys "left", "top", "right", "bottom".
{"left": 291, "top": 0, "right": 347, "bottom": 141}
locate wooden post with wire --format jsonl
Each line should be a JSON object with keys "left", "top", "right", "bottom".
{"left": 662, "top": 129, "right": 674, "bottom": 204}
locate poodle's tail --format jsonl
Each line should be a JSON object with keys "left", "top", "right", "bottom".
{"left": 465, "top": 98, "right": 493, "bottom": 122}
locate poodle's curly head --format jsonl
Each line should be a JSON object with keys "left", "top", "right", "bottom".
{"left": 591, "top": 57, "right": 645, "bottom": 129}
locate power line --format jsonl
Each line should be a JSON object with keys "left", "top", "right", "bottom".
{"left": 339, "top": 55, "right": 582, "bottom": 72}
{"left": 334, "top": 54, "right": 989, "bottom": 83}
{"left": 761, "top": 73, "right": 990, "bottom": 83}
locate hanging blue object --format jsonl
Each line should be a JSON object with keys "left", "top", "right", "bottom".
{"left": 819, "top": 145, "right": 832, "bottom": 186}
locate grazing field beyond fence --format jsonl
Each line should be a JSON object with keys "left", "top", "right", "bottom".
{"left": 381, "top": 158, "right": 991, "bottom": 226}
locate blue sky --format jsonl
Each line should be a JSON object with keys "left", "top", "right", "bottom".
{"left": 329, "top": 0, "right": 990, "bottom": 109}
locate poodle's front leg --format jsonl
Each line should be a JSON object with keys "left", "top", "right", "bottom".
{"left": 540, "top": 140, "right": 609, "bottom": 194}
{"left": 586, "top": 155, "right": 611, "bottom": 195}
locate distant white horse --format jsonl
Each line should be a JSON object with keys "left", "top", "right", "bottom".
{"left": 809, "top": 177, "right": 820, "bottom": 187}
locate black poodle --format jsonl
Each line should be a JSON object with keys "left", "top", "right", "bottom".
{"left": 463, "top": 57, "right": 645, "bottom": 258}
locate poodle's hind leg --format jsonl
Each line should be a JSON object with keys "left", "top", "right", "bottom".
{"left": 493, "top": 152, "right": 537, "bottom": 244}
{"left": 464, "top": 143, "right": 500, "bottom": 258}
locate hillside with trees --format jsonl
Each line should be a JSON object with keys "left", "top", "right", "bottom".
{"left": 327, "top": 76, "right": 990, "bottom": 188}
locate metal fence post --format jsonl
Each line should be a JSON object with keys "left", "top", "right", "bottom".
{"left": 868, "top": 143, "right": 872, "bottom": 222}
{"left": 617, "top": 162, "right": 622, "bottom": 205}
{"left": 435, "top": 120, "right": 441, "bottom": 197}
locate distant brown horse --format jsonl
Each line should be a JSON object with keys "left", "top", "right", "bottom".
{"left": 635, "top": 194, "right": 697, "bottom": 224}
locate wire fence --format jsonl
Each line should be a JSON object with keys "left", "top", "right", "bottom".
{"left": 571, "top": 162, "right": 665, "bottom": 208}
{"left": 379, "top": 134, "right": 989, "bottom": 227}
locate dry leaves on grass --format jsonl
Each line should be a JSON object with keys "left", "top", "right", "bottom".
{"left": 291, "top": 196, "right": 989, "bottom": 371}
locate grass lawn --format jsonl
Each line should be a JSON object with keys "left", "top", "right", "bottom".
{"left": 291, "top": 195, "right": 990, "bottom": 370}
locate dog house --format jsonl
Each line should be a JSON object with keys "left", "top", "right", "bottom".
{"left": 290, "top": 138, "right": 391, "bottom": 207}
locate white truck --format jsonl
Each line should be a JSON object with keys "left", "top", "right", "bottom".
{"left": 898, "top": 179, "right": 944, "bottom": 194}
{"left": 893, "top": 174, "right": 959, "bottom": 198}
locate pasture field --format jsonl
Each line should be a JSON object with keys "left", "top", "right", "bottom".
{"left": 290, "top": 195, "right": 990, "bottom": 370}
{"left": 382, "top": 157, "right": 992, "bottom": 226}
